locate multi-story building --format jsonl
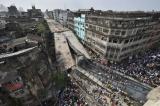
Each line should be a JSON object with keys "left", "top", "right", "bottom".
{"left": 53, "top": 9, "right": 69, "bottom": 26}
{"left": 8, "top": 5, "right": 20, "bottom": 18}
{"left": 27, "top": 6, "right": 43, "bottom": 19}
{"left": 45, "top": 10, "right": 54, "bottom": 19}
{"left": 84, "top": 11, "right": 160, "bottom": 62}
{"left": 74, "top": 14, "right": 85, "bottom": 40}
{"left": 67, "top": 11, "right": 75, "bottom": 30}
{"left": 67, "top": 8, "right": 94, "bottom": 38}
{"left": 53, "top": 9, "right": 60, "bottom": 21}
{"left": 20, "top": 12, "right": 28, "bottom": 18}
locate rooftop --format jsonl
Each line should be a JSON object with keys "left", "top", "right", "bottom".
{"left": 88, "top": 10, "right": 160, "bottom": 19}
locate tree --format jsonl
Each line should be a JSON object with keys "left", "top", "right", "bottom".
{"left": 52, "top": 72, "right": 68, "bottom": 89}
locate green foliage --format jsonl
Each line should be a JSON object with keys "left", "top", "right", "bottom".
{"left": 36, "top": 20, "right": 50, "bottom": 36}
{"left": 37, "top": 23, "right": 46, "bottom": 34}
{"left": 52, "top": 72, "right": 67, "bottom": 89}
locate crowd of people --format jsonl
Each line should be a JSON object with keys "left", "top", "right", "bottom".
{"left": 76, "top": 68, "right": 135, "bottom": 106}
{"left": 59, "top": 81, "right": 88, "bottom": 106}
{"left": 88, "top": 45, "right": 160, "bottom": 87}
{"left": 74, "top": 72, "right": 110, "bottom": 106}
{"left": 78, "top": 54, "right": 150, "bottom": 104}
{"left": 109, "top": 48, "right": 160, "bottom": 87}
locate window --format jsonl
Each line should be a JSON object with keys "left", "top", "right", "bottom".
{"left": 113, "top": 39, "right": 117, "bottom": 43}
{"left": 124, "top": 40, "right": 129, "bottom": 44}
{"left": 122, "top": 47, "right": 127, "bottom": 51}
{"left": 137, "top": 29, "right": 142, "bottom": 33}
{"left": 92, "top": 41, "right": 96, "bottom": 44}
{"left": 115, "top": 30, "right": 121, "bottom": 35}
{"left": 109, "top": 54, "right": 113, "bottom": 58}
{"left": 99, "top": 27, "right": 102, "bottom": 32}
{"left": 92, "top": 26, "right": 96, "bottom": 30}
{"left": 89, "top": 25, "right": 92, "bottom": 28}
{"left": 111, "top": 30, "right": 114, "bottom": 35}
{"left": 119, "top": 39, "right": 123, "bottom": 44}
{"left": 111, "top": 23, "right": 116, "bottom": 27}
{"left": 115, "top": 48, "right": 120, "bottom": 52}
{"left": 128, "top": 30, "right": 133, "bottom": 35}
{"left": 103, "top": 29, "right": 109, "bottom": 34}
{"left": 121, "top": 31, "right": 126, "bottom": 36}
{"left": 105, "top": 20, "right": 109, "bottom": 27}
{"left": 86, "top": 24, "right": 88, "bottom": 27}
{"left": 109, "top": 39, "right": 112, "bottom": 42}
{"left": 96, "top": 27, "right": 99, "bottom": 31}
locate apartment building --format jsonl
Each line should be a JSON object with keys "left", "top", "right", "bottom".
{"left": 84, "top": 11, "right": 160, "bottom": 61}
{"left": 74, "top": 14, "right": 86, "bottom": 40}
{"left": 27, "top": 6, "right": 43, "bottom": 18}
{"left": 53, "top": 9, "right": 69, "bottom": 26}
{"left": 8, "top": 5, "right": 20, "bottom": 18}
{"left": 67, "top": 11, "right": 75, "bottom": 30}
{"left": 67, "top": 8, "right": 93, "bottom": 39}
{"left": 45, "top": 10, "right": 54, "bottom": 19}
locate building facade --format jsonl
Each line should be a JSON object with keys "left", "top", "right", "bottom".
{"left": 67, "top": 11, "right": 75, "bottom": 30}
{"left": 67, "top": 8, "right": 93, "bottom": 36}
{"left": 27, "top": 6, "right": 43, "bottom": 18}
{"left": 74, "top": 14, "right": 85, "bottom": 40}
{"left": 53, "top": 9, "right": 69, "bottom": 26}
{"left": 8, "top": 5, "right": 20, "bottom": 18}
{"left": 84, "top": 11, "right": 160, "bottom": 62}
{"left": 45, "top": 10, "right": 54, "bottom": 19}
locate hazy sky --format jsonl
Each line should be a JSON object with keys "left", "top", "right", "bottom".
{"left": 1, "top": 0, "right": 160, "bottom": 11}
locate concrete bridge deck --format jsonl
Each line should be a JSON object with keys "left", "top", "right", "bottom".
{"left": 54, "top": 33, "right": 75, "bottom": 71}
{"left": 46, "top": 19, "right": 90, "bottom": 71}
{"left": 62, "top": 31, "right": 90, "bottom": 59}
{"left": 46, "top": 19, "right": 75, "bottom": 71}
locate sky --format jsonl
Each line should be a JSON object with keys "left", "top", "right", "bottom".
{"left": 0, "top": 0, "right": 160, "bottom": 11}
